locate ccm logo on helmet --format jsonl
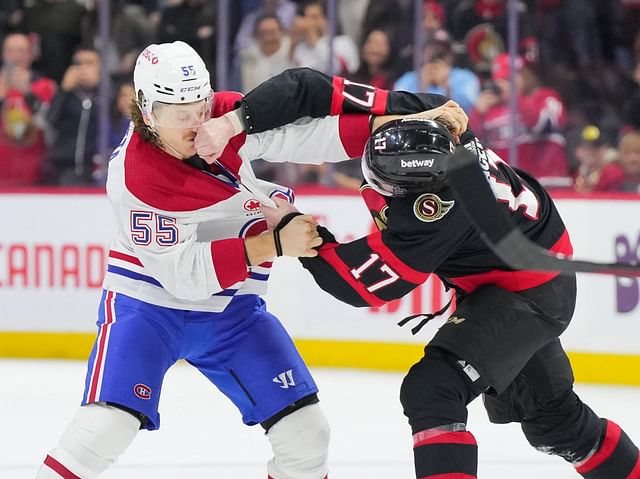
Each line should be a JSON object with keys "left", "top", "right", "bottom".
{"left": 180, "top": 85, "right": 202, "bottom": 92}
{"left": 133, "top": 383, "right": 152, "bottom": 400}
{"left": 141, "top": 49, "right": 159, "bottom": 65}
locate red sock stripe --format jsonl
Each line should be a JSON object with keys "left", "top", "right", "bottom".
{"left": 576, "top": 420, "right": 622, "bottom": 474}
{"left": 418, "top": 474, "right": 476, "bottom": 479}
{"left": 43, "top": 455, "right": 82, "bottom": 479}
{"left": 414, "top": 431, "right": 477, "bottom": 449}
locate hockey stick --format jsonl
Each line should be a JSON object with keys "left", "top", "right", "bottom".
{"left": 446, "top": 147, "right": 640, "bottom": 277}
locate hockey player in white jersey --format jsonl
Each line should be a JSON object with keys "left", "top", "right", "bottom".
{"left": 34, "top": 41, "right": 388, "bottom": 479}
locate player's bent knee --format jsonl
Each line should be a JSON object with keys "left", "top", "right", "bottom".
{"left": 266, "top": 403, "right": 330, "bottom": 479}
{"left": 400, "top": 348, "right": 478, "bottom": 433}
{"left": 38, "top": 403, "right": 141, "bottom": 478}
{"left": 521, "top": 390, "right": 602, "bottom": 462}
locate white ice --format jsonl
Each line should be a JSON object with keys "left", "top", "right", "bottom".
{"left": 1, "top": 359, "right": 639, "bottom": 478}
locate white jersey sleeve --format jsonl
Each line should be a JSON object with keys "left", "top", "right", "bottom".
{"left": 238, "top": 114, "right": 371, "bottom": 165}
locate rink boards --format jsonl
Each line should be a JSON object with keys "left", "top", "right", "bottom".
{"left": 0, "top": 188, "right": 638, "bottom": 385}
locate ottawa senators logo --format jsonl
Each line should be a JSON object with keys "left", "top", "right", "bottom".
{"left": 413, "top": 193, "right": 454, "bottom": 223}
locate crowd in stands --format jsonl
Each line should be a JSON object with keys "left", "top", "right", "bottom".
{"left": 0, "top": 0, "right": 639, "bottom": 193}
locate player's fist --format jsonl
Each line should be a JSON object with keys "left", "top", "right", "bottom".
{"left": 278, "top": 215, "right": 322, "bottom": 257}
{"left": 195, "top": 115, "right": 235, "bottom": 164}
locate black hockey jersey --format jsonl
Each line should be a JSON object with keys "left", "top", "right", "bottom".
{"left": 239, "top": 68, "right": 572, "bottom": 307}
{"left": 299, "top": 139, "right": 572, "bottom": 307}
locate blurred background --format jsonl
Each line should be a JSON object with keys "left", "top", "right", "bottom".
{"left": 1, "top": 0, "right": 640, "bottom": 192}
{"left": 0, "top": 0, "right": 638, "bottom": 383}
{"left": 0, "top": 2, "right": 639, "bottom": 475}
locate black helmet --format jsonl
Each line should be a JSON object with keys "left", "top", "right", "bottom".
{"left": 362, "top": 118, "right": 456, "bottom": 196}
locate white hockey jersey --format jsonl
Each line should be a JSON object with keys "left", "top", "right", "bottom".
{"left": 103, "top": 91, "right": 371, "bottom": 312}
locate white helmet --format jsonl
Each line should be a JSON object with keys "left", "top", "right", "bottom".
{"left": 133, "top": 41, "right": 212, "bottom": 128}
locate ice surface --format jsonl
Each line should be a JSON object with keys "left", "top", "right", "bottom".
{"left": 1, "top": 359, "right": 638, "bottom": 478}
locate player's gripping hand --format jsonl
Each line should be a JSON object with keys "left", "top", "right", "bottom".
{"left": 403, "top": 100, "right": 468, "bottom": 139}
{"left": 261, "top": 197, "right": 299, "bottom": 229}
{"left": 277, "top": 215, "right": 322, "bottom": 257}
{"left": 194, "top": 110, "right": 243, "bottom": 163}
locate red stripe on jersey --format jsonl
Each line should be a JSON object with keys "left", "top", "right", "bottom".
{"left": 418, "top": 474, "right": 476, "bottom": 479}
{"left": 338, "top": 114, "right": 372, "bottom": 158}
{"left": 88, "top": 291, "right": 115, "bottom": 403}
{"left": 124, "top": 133, "right": 242, "bottom": 211}
{"left": 414, "top": 430, "right": 477, "bottom": 448}
{"left": 576, "top": 420, "right": 622, "bottom": 474}
{"left": 449, "top": 229, "right": 573, "bottom": 292}
{"left": 367, "top": 232, "right": 430, "bottom": 284}
{"left": 371, "top": 88, "right": 389, "bottom": 115}
{"left": 108, "top": 250, "right": 143, "bottom": 266}
{"left": 319, "top": 243, "right": 386, "bottom": 306}
{"left": 360, "top": 184, "right": 389, "bottom": 215}
{"left": 43, "top": 454, "right": 82, "bottom": 479}
{"left": 124, "top": 91, "right": 247, "bottom": 212}
{"left": 210, "top": 238, "right": 249, "bottom": 289}
{"left": 330, "top": 76, "right": 345, "bottom": 115}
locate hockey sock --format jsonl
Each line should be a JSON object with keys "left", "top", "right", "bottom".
{"left": 575, "top": 419, "right": 640, "bottom": 478}
{"left": 412, "top": 427, "right": 477, "bottom": 478}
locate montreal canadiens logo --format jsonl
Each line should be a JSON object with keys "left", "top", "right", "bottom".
{"left": 413, "top": 193, "right": 454, "bottom": 222}
{"left": 134, "top": 383, "right": 152, "bottom": 400}
{"left": 243, "top": 199, "right": 261, "bottom": 211}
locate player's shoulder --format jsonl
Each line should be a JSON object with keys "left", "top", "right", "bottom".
{"left": 212, "top": 91, "right": 244, "bottom": 117}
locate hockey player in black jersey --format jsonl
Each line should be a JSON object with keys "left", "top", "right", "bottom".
{"left": 195, "top": 67, "right": 639, "bottom": 478}
{"left": 266, "top": 119, "right": 640, "bottom": 479}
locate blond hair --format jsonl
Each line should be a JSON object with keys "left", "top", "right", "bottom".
{"left": 129, "top": 94, "right": 162, "bottom": 148}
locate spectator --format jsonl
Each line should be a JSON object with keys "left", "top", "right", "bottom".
{"left": 622, "top": 58, "right": 640, "bottom": 130}
{"left": 19, "top": 0, "right": 87, "bottom": 83}
{"left": 572, "top": 125, "right": 616, "bottom": 193}
{"left": 361, "top": 0, "right": 414, "bottom": 75}
{"left": 157, "top": 0, "right": 217, "bottom": 74}
{"left": 595, "top": 130, "right": 640, "bottom": 192}
{"left": 534, "top": 0, "right": 604, "bottom": 70}
{"left": 337, "top": 0, "right": 369, "bottom": 47}
{"left": 233, "top": 13, "right": 293, "bottom": 93}
{"left": 0, "top": 32, "right": 56, "bottom": 187}
{"left": 290, "top": 0, "right": 359, "bottom": 76}
{"left": 348, "top": 29, "right": 395, "bottom": 90}
{"left": 394, "top": 35, "right": 480, "bottom": 113}
{"left": 451, "top": 0, "right": 538, "bottom": 64}
{"left": 0, "top": 1, "right": 23, "bottom": 47}
{"left": 44, "top": 47, "right": 101, "bottom": 186}
{"left": 234, "top": 0, "right": 297, "bottom": 52}
{"left": 469, "top": 53, "right": 571, "bottom": 184}
{"left": 109, "top": 81, "right": 134, "bottom": 150}
{"left": 423, "top": 0, "right": 446, "bottom": 38}
{"left": 82, "top": 0, "right": 154, "bottom": 79}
